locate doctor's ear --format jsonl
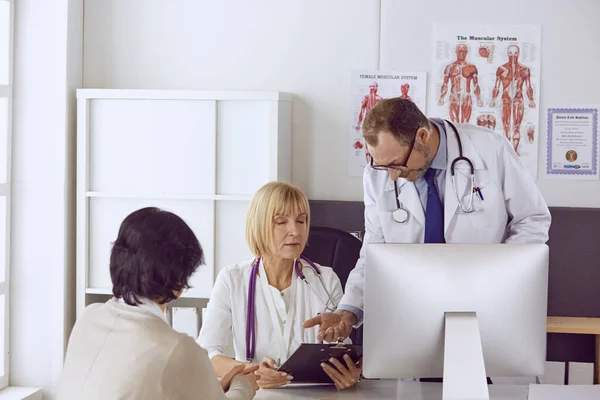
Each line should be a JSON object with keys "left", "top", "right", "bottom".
{"left": 414, "top": 127, "right": 430, "bottom": 145}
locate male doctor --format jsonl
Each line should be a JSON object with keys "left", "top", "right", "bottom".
{"left": 304, "top": 98, "right": 551, "bottom": 341}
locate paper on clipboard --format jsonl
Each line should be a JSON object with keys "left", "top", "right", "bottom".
{"left": 277, "top": 343, "right": 363, "bottom": 383}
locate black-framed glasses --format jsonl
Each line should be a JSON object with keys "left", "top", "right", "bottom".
{"left": 368, "top": 131, "right": 417, "bottom": 172}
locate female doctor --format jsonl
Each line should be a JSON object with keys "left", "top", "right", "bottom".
{"left": 198, "top": 182, "right": 362, "bottom": 390}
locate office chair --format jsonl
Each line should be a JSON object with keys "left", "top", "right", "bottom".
{"left": 302, "top": 226, "right": 363, "bottom": 344}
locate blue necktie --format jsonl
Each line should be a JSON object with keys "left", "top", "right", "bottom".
{"left": 424, "top": 168, "right": 445, "bottom": 244}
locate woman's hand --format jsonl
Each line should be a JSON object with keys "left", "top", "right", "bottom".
{"left": 321, "top": 354, "right": 362, "bottom": 390}
{"left": 255, "top": 357, "right": 293, "bottom": 389}
{"left": 220, "top": 363, "right": 260, "bottom": 393}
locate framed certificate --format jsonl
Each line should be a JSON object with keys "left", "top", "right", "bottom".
{"left": 546, "top": 107, "right": 599, "bottom": 179}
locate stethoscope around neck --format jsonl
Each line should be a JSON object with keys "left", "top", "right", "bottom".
{"left": 392, "top": 119, "right": 476, "bottom": 223}
{"left": 245, "top": 255, "right": 337, "bottom": 362}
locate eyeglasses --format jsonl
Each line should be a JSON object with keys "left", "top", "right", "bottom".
{"left": 368, "top": 130, "right": 418, "bottom": 172}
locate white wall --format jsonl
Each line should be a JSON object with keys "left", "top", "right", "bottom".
{"left": 11, "top": 0, "right": 82, "bottom": 398}
{"left": 83, "top": 0, "right": 381, "bottom": 201}
{"left": 379, "top": 0, "right": 600, "bottom": 207}
{"left": 83, "top": 0, "right": 600, "bottom": 206}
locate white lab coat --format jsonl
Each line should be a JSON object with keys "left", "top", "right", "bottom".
{"left": 340, "top": 122, "right": 551, "bottom": 313}
{"left": 198, "top": 258, "right": 344, "bottom": 366}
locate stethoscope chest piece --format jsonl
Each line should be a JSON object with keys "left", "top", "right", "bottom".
{"left": 393, "top": 207, "right": 409, "bottom": 223}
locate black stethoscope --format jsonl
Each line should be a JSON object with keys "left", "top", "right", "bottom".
{"left": 392, "top": 120, "right": 477, "bottom": 223}
{"left": 245, "top": 256, "right": 337, "bottom": 362}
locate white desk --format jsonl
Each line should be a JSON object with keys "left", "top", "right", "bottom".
{"left": 254, "top": 380, "right": 530, "bottom": 399}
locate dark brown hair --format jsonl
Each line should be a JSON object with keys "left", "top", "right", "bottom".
{"left": 362, "top": 97, "right": 430, "bottom": 146}
{"left": 110, "top": 207, "right": 204, "bottom": 306}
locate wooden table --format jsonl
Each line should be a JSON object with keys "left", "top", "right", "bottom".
{"left": 547, "top": 316, "right": 600, "bottom": 384}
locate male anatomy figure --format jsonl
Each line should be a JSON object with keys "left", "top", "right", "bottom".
{"left": 399, "top": 83, "right": 412, "bottom": 101}
{"left": 355, "top": 81, "right": 383, "bottom": 130}
{"left": 489, "top": 45, "right": 536, "bottom": 155}
{"left": 438, "top": 44, "right": 483, "bottom": 123}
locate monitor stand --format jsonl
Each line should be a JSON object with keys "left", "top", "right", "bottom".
{"left": 442, "top": 312, "right": 490, "bottom": 400}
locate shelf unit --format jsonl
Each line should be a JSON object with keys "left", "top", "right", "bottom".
{"left": 76, "top": 89, "right": 292, "bottom": 317}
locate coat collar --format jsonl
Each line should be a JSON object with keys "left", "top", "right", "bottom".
{"left": 114, "top": 297, "right": 168, "bottom": 324}
{"left": 379, "top": 120, "right": 488, "bottom": 231}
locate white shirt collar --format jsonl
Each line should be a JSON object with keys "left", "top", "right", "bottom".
{"left": 114, "top": 297, "right": 168, "bottom": 324}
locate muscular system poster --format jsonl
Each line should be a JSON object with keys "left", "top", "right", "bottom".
{"left": 430, "top": 25, "right": 542, "bottom": 179}
{"left": 349, "top": 70, "right": 427, "bottom": 177}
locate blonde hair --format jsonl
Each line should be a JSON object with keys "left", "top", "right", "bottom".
{"left": 245, "top": 182, "right": 310, "bottom": 258}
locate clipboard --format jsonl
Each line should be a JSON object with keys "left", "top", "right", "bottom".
{"left": 277, "top": 343, "right": 363, "bottom": 383}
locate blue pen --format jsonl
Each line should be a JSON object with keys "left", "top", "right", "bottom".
{"left": 475, "top": 187, "right": 484, "bottom": 201}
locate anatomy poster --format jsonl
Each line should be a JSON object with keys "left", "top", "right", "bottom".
{"left": 430, "top": 25, "right": 542, "bottom": 179}
{"left": 349, "top": 71, "right": 427, "bottom": 177}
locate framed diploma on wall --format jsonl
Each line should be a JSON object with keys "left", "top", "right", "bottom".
{"left": 546, "top": 106, "right": 599, "bottom": 180}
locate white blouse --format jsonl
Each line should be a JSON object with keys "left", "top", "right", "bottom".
{"left": 58, "top": 298, "right": 253, "bottom": 400}
{"left": 198, "top": 258, "right": 345, "bottom": 366}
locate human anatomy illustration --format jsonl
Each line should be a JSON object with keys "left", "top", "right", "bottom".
{"left": 476, "top": 114, "right": 497, "bottom": 130}
{"left": 489, "top": 45, "right": 536, "bottom": 155}
{"left": 430, "top": 25, "right": 541, "bottom": 178}
{"left": 399, "top": 83, "right": 413, "bottom": 101}
{"left": 438, "top": 44, "right": 483, "bottom": 123}
{"left": 526, "top": 122, "right": 535, "bottom": 144}
{"left": 355, "top": 82, "right": 383, "bottom": 131}
{"left": 349, "top": 71, "right": 427, "bottom": 176}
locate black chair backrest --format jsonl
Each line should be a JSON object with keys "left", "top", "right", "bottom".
{"left": 302, "top": 226, "right": 362, "bottom": 288}
{"left": 302, "top": 226, "right": 363, "bottom": 344}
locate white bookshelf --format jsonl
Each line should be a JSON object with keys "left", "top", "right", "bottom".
{"left": 76, "top": 89, "right": 292, "bottom": 317}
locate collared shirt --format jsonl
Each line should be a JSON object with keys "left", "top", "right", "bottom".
{"left": 116, "top": 297, "right": 168, "bottom": 324}
{"left": 413, "top": 118, "right": 447, "bottom": 211}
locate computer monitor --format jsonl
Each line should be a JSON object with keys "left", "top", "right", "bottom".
{"left": 362, "top": 244, "right": 548, "bottom": 400}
